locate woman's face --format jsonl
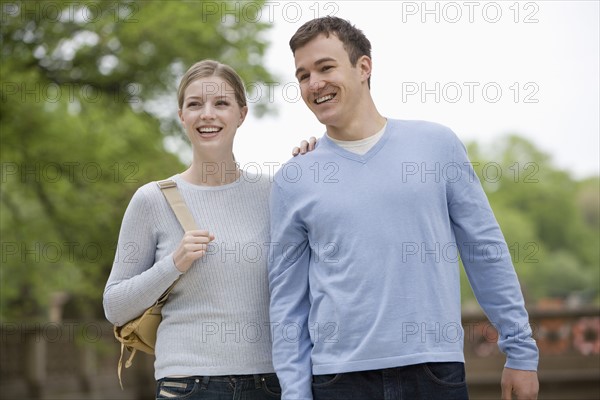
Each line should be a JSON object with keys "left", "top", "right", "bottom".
{"left": 178, "top": 76, "right": 247, "bottom": 156}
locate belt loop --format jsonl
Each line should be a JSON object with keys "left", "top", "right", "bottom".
{"left": 254, "top": 374, "right": 261, "bottom": 389}
{"left": 201, "top": 376, "right": 210, "bottom": 389}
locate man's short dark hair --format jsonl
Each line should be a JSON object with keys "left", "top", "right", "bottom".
{"left": 290, "top": 16, "right": 372, "bottom": 87}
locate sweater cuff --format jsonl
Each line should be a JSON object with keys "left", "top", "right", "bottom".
{"left": 504, "top": 357, "right": 538, "bottom": 371}
{"left": 166, "top": 252, "right": 184, "bottom": 277}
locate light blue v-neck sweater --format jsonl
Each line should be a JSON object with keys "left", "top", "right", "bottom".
{"left": 268, "top": 119, "right": 538, "bottom": 400}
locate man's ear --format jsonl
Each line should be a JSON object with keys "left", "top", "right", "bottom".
{"left": 357, "top": 55, "right": 372, "bottom": 84}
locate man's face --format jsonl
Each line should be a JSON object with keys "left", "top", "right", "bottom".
{"left": 294, "top": 34, "right": 366, "bottom": 127}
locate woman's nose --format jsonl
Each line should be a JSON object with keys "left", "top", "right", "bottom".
{"left": 200, "top": 105, "right": 215, "bottom": 120}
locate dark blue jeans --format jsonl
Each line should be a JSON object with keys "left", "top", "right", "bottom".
{"left": 156, "top": 374, "right": 281, "bottom": 400}
{"left": 312, "top": 362, "right": 469, "bottom": 400}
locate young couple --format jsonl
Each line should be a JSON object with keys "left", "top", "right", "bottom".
{"left": 104, "top": 17, "right": 539, "bottom": 400}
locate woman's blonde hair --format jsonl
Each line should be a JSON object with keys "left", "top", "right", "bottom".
{"left": 177, "top": 60, "right": 247, "bottom": 110}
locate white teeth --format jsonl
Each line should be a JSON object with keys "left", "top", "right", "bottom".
{"left": 315, "top": 94, "right": 335, "bottom": 104}
{"left": 199, "top": 127, "right": 220, "bottom": 133}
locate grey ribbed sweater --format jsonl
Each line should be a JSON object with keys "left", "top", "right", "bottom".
{"left": 103, "top": 171, "right": 275, "bottom": 379}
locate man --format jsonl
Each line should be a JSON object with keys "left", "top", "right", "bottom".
{"left": 268, "top": 16, "right": 539, "bottom": 400}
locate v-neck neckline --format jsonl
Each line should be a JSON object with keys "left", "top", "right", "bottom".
{"left": 321, "top": 119, "right": 392, "bottom": 163}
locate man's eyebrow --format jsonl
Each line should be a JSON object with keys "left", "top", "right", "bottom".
{"left": 295, "top": 57, "right": 337, "bottom": 77}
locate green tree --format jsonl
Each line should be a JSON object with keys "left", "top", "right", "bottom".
{"left": 0, "top": 0, "right": 275, "bottom": 321}
{"left": 461, "top": 136, "right": 599, "bottom": 306}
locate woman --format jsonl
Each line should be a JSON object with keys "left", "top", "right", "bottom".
{"left": 104, "top": 60, "right": 310, "bottom": 399}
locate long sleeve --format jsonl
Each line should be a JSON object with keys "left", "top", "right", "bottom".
{"left": 104, "top": 173, "right": 276, "bottom": 379}
{"left": 103, "top": 186, "right": 182, "bottom": 326}
{"left": 268, "top": 181, "right": 313, "bottom": 400}
{"left": 266, "top": 120, "right": 538, "bottom": 393}
{"left": 448, "top": 135, "right": 539, "bottom": 371}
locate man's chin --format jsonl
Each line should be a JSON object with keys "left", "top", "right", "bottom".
{"left": 312, "top": 111, "right": 335, "bottom": 126}
{"left": 306, "top": 102, "right": 333, "bottom": 123}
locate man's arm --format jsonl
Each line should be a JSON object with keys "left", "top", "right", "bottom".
{"left": 268, "top": 180, "right": 313, "bottom": 400}
{"left": 446, "top": 133, "right": 539, "bottom": 396}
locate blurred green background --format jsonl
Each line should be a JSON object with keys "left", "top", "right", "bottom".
{"left": 1, "top": 0, "right": 597, "bottom": 322}
{"left": 1, "top": 1, "right": 598, "bottom": 399}
{"left": 1, "top": 0, "right": 276, "bottom": 321}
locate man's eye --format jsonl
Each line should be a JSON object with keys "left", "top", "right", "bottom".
{"left": 216, "top": 100, "right": 229, "bottom": 106}
{"left": 298, "top": 74, "right": 309, "bottom": 82}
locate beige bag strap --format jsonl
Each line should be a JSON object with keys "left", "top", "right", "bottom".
{"left": 117, "top": 179, "right": 198, "bottom": 389}
{"left": 154, "top": 178, "right": 198, "bottom": 297}
{"left": 118, "top": 346, "right": 137, "bottom": 389}
{"left": 157, "top": 179, "right": 198, "bottom": 232}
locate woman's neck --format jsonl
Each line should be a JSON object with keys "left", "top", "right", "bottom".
{"left": 181, "top": 156, "right": 239, "bottom": 186}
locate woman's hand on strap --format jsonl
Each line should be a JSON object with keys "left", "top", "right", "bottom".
{"left": 173, "top": 230, "right": 215, "bottom": 272}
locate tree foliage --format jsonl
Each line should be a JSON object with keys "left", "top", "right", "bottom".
{"left": 461, "top": 136, "right": 599, "bottom": 306}
{"left": 1, "top": 0, "right": 275, "bottom": 320}
{"left": 1, "top": 2, "right": 597, "bottom": 322}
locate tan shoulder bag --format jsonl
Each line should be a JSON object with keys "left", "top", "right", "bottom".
{"left": 113, "top": 179, "right": 197, "bottom": 388}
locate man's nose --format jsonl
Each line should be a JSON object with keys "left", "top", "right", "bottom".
{"left": 309, "top": 79, "right": 326, "bottom": 92}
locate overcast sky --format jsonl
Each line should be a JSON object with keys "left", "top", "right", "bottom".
{"left": 229, "top": 0, "right": 599, "bottom": 179}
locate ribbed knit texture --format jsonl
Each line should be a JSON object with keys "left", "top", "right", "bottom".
{"left": 104, "top": 171, "right": 275, "bottom": 379}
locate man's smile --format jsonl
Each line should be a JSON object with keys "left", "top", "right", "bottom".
{"left": 314, "top": 93, "right": 337, "bottom": 105}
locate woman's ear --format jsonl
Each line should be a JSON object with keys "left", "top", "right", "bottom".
{"left": 238, "top": 106, "right": 249, "bottom": 127}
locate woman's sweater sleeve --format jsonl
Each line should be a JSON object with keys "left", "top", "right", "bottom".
{"left": 103, "top": 185, "right": 182, "bottom": 326}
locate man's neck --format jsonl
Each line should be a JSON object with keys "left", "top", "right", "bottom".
{"left": 326, "top": 112, "right": 387, "bottom": 141}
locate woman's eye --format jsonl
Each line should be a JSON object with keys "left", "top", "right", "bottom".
{"left": 216, "top": 100, "right": 229, "bottom": 106}
{"left": 322, "top": 65, "right": 333, "bottom": 71}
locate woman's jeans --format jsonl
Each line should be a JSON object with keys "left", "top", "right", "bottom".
{"left": 312, "top": 362, "right": 469, "bottom": 400}
{"left": 156, "top": 374, "right": 281, "bottom": 400}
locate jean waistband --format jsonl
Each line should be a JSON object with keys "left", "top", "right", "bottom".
{"left": 162, "top": 374, "right": 276, "bottom": 390}
{"left": 206, "top": 374, "right": 271, "bottom": 382}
